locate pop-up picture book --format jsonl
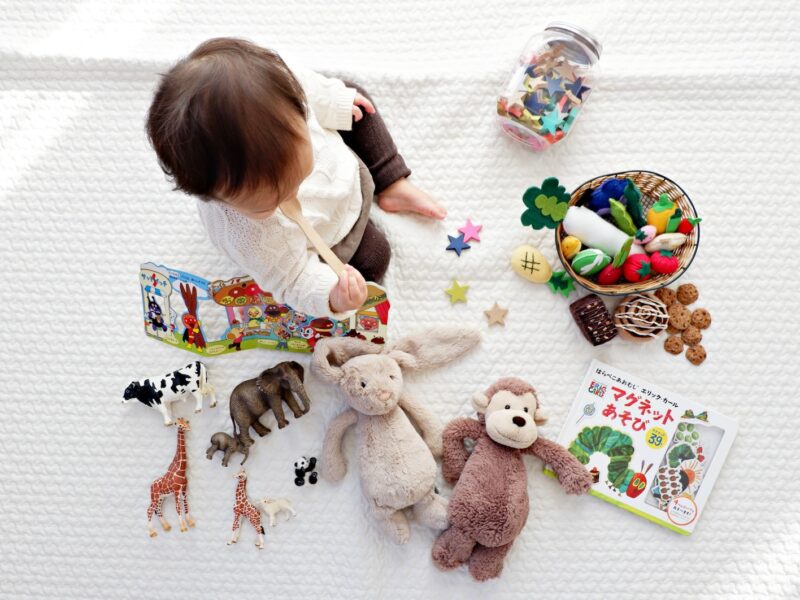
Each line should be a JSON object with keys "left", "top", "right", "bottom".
{"left": 139, "top": 262, "right": 390, "bottom": 356}
{"left": 545, "top": 359, "right": 737, "bottom": 535}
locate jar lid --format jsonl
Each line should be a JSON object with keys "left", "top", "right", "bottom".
{"left": 545, "top": 21, "right": 602, "bottom": 58}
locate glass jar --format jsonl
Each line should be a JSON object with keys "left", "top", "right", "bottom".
{"left": 497, "top": 22, "right": 602, "bottom": 151}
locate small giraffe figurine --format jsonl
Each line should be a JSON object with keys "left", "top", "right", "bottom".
{"left": 147, "top": 418, "right": 195, "bottom": 537}
{"left": 228, "top": 469, "right": 265, "bottom": 549}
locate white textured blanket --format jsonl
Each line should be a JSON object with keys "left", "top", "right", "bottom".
{"left": 1, "top": 1, "right": 798, "bottom": 598}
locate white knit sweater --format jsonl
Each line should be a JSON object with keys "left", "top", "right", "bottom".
{"left": 196, "top": 66, "right": 360, "bottom": 319}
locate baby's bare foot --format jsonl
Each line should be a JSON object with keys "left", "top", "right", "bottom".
{"left": 377, "top": 178, "right": 447, "bottom": 220}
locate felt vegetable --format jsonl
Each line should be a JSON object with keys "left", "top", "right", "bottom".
{"left": 521, "top": 177, "right": 571, "bottom": 230}
{"left": 612, "top": 237, "right": 633, "bottom": 268}
{"left": 596, "top": 264, "right": 623, "bottom": 285}
{"left": 561, "top": 235, "right": 582, "bottom": 260}
{"left": 609, "top": 199, "right": 637, "bottom": 235}
{"left": 646, "top": 194, "right": 677, "bottom": 234}
{"left": 562, "top": 206, "right": 645, "bottom": 258}
{"left": 644, "top": 233, "right": 687, "bottom": 253}
{"left": 546, "top": 271, "right": 576, "bottom": 297}
{"left": 677, "top": 217, "right": 702, "bottom": 235}
{"left": 665, "top": 208, "right": 683, "bottom": 233}
{"left": 650, "top": 250, "right": 679, "bottom": 275}
{"left": 634, "top": 225, "right": 657, "bottom": 245}
{"left": 623, "top": 254, "right": 652, "bottom": 283}
{"left": 511, "top": 244, "right": 552, "bottom": 283}
{"left": 588, "top": 178, "right": 628, "bottom": 216}
{"left": 571, "top": 248, "right": 611, "bottom": 276}
{"left": 623, "top": 179, "right": 647, "bottom": 228}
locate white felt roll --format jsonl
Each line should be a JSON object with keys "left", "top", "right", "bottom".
{"left": 562, "top": 206, "right": 644, "bottom": 257}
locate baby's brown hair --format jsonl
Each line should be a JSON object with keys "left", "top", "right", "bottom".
{"left": 146, "top": 37, "right": 307, "bottom": 200}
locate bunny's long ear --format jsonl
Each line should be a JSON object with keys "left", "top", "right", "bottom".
{"left": 311, "top": 336, "right": 383, "bottom": 382}
{"left": 385, "top": 327, "right": 481, "bottom": 371}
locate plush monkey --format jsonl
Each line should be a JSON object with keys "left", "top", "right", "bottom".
{"left": 432, "top": 377, "right": 593, "bottom": 581}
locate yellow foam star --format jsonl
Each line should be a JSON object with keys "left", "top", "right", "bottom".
{"left": 484, "top": 302, "right": 508, "bottom": 326}
{"left": 445, "top": 280, "right": 469, "bottom": 304}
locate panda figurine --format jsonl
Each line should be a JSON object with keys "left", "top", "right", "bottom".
{"left": 294, "top": 456, "right": 318, "bottom": 486}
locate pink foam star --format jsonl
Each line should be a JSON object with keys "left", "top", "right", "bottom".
{"left": 458, "top": 219, "right": 482, "bottom": 243}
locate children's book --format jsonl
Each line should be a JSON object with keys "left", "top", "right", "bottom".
{"left": 139, "top": 262, "right": 390, "bottom": 356}
{"left": 545, "top": 359, "right": 736, "bottom": 535}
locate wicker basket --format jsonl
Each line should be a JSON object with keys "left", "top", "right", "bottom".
{"left": 555, "top": 170, "right": 700, "bottom": 296}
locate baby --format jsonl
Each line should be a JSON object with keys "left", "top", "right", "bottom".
{"left": 146, "top": 38, "right": 445, "bottom": 318}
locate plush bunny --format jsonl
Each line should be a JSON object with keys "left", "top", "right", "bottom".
{"left": 312, "top": 328, "right": 481, "bottom": 544}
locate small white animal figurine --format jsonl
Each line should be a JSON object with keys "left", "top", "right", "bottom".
{"left": 258, "top": 497, "right": 297, "bottom": 527}
{"left": 122, "top": 361, "right": 216, "bottom": 425}
{"left": 228, "top": 470, "right": 265, "bottom": 549}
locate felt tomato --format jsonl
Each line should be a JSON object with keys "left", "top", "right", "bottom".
{"left": 651, "top": 250, "right": 679, "bottom": 274}
{"left": 596, "top": 264, "right": 623, "bottom": 285}
{"left": 623, "top": 254, "right": 652, "bottom": 282}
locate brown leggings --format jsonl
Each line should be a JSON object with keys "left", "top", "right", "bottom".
{"left": 337, "top": 81, "right": 410, "bottom": 283}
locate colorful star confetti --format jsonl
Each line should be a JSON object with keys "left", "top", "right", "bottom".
{"left": 539, "top": 108, "right": 563, "bottom": 135}
{"left": 496, "top": 38, "right": 596, "bottom": 150}
{"left": 544, "top": 74, "right": 563, "bottom": 96}
{"left": 445, "top": 280, "right": 469, "bottom": 304}
{"left": 458, "top": 219, "right": 482, "bottom": 243}
{"left": 484, "top": 302, "right": 508, "bottom": 326}
{"left": 565, "top": 77, "right": 590, "bottom": 100}
{"left": 446, "top": 233, "right": 471, "bottom": 256}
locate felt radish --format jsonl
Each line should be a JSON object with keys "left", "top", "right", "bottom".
{"left": 650, "top": 250, "right": 679, "bottom": 274}
{"left": 623, "top": 254, "right": 652, "bottom": 283}
{"left": 562, "top": 206, "right": 645, "bottom": 258}
{"left": 634, "top": 225, "right": 657, "bottom": 246}
{"left": 596, "top": 264, "right": 623, "bottom": 285}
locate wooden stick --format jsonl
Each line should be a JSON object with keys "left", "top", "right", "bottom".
{"left": 280, "top": 197, "right": 346, "bottom": 277}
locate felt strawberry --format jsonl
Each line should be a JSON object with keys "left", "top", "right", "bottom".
{"left": 623, "top": 254, "right": 652, "bottom": 282}
{"left": 651, "top": 250, "right": 679, "bottom": 274}
{"left": 677, "top": 217, "right": 702, "bottom": 235}
{"left": 596, "top": 264, "right": 623, "bottom": 285}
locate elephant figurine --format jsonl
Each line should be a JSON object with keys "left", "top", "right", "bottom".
{"left": 230, "top": 361, "right": 310, "bottom": 447}
{"left": 206, "top": 432, "right": 250, "bottom": 467}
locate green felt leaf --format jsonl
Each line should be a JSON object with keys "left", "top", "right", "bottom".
{"left": 547, "top": 270, "right": 575, "bottom": 297}
{"left": 653, "top": 194, "right": 675, "bottom": 213}
{"left": 636, "top": 260, "right": 652, "bottom": 277}
{"left": 521, "top": 177, "right": 571, "bottom": 230}
{"left": 612, "top": 237, "right": 633, "bottom": 268}
{"left": 609, "top": 199, "right": 637, "bottom": 235}
{"left": 659, "top": 249, "right": 673, "bottom": 257}
{"left": 688, "top": 217, "right": 702, "bottom": 226}
{"left": 623, "top": 179, "right": 647, "bottom": 228}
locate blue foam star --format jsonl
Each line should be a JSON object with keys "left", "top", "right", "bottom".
{"left": 523, "top": 93, "right": 548, "bottom": 114}
{"left": 446, "top": 233, "right": 471, "bottom": 256}
{"left": 545, "top": 75, "right": 563, "bottom": 96}
{"left": 565, "top": 77, "right": 590, "bottom": 100}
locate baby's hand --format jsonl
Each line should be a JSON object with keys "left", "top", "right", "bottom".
{"left": 329, "top": 266, "right": 368, "bottom": 313}
{"left": 352, "top": 93, "right": 376, "bottom": 122}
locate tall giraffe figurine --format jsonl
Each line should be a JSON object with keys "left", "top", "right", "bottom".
{"left": 228, "top": 470, "right": 265, "bottom": 549}
{"left": 147, "top": 418, "right": 195, "bottom": 537}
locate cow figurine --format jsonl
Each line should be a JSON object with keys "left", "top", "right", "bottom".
{"left": 122, "top": 361, "right": 216, "bottom": 425}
